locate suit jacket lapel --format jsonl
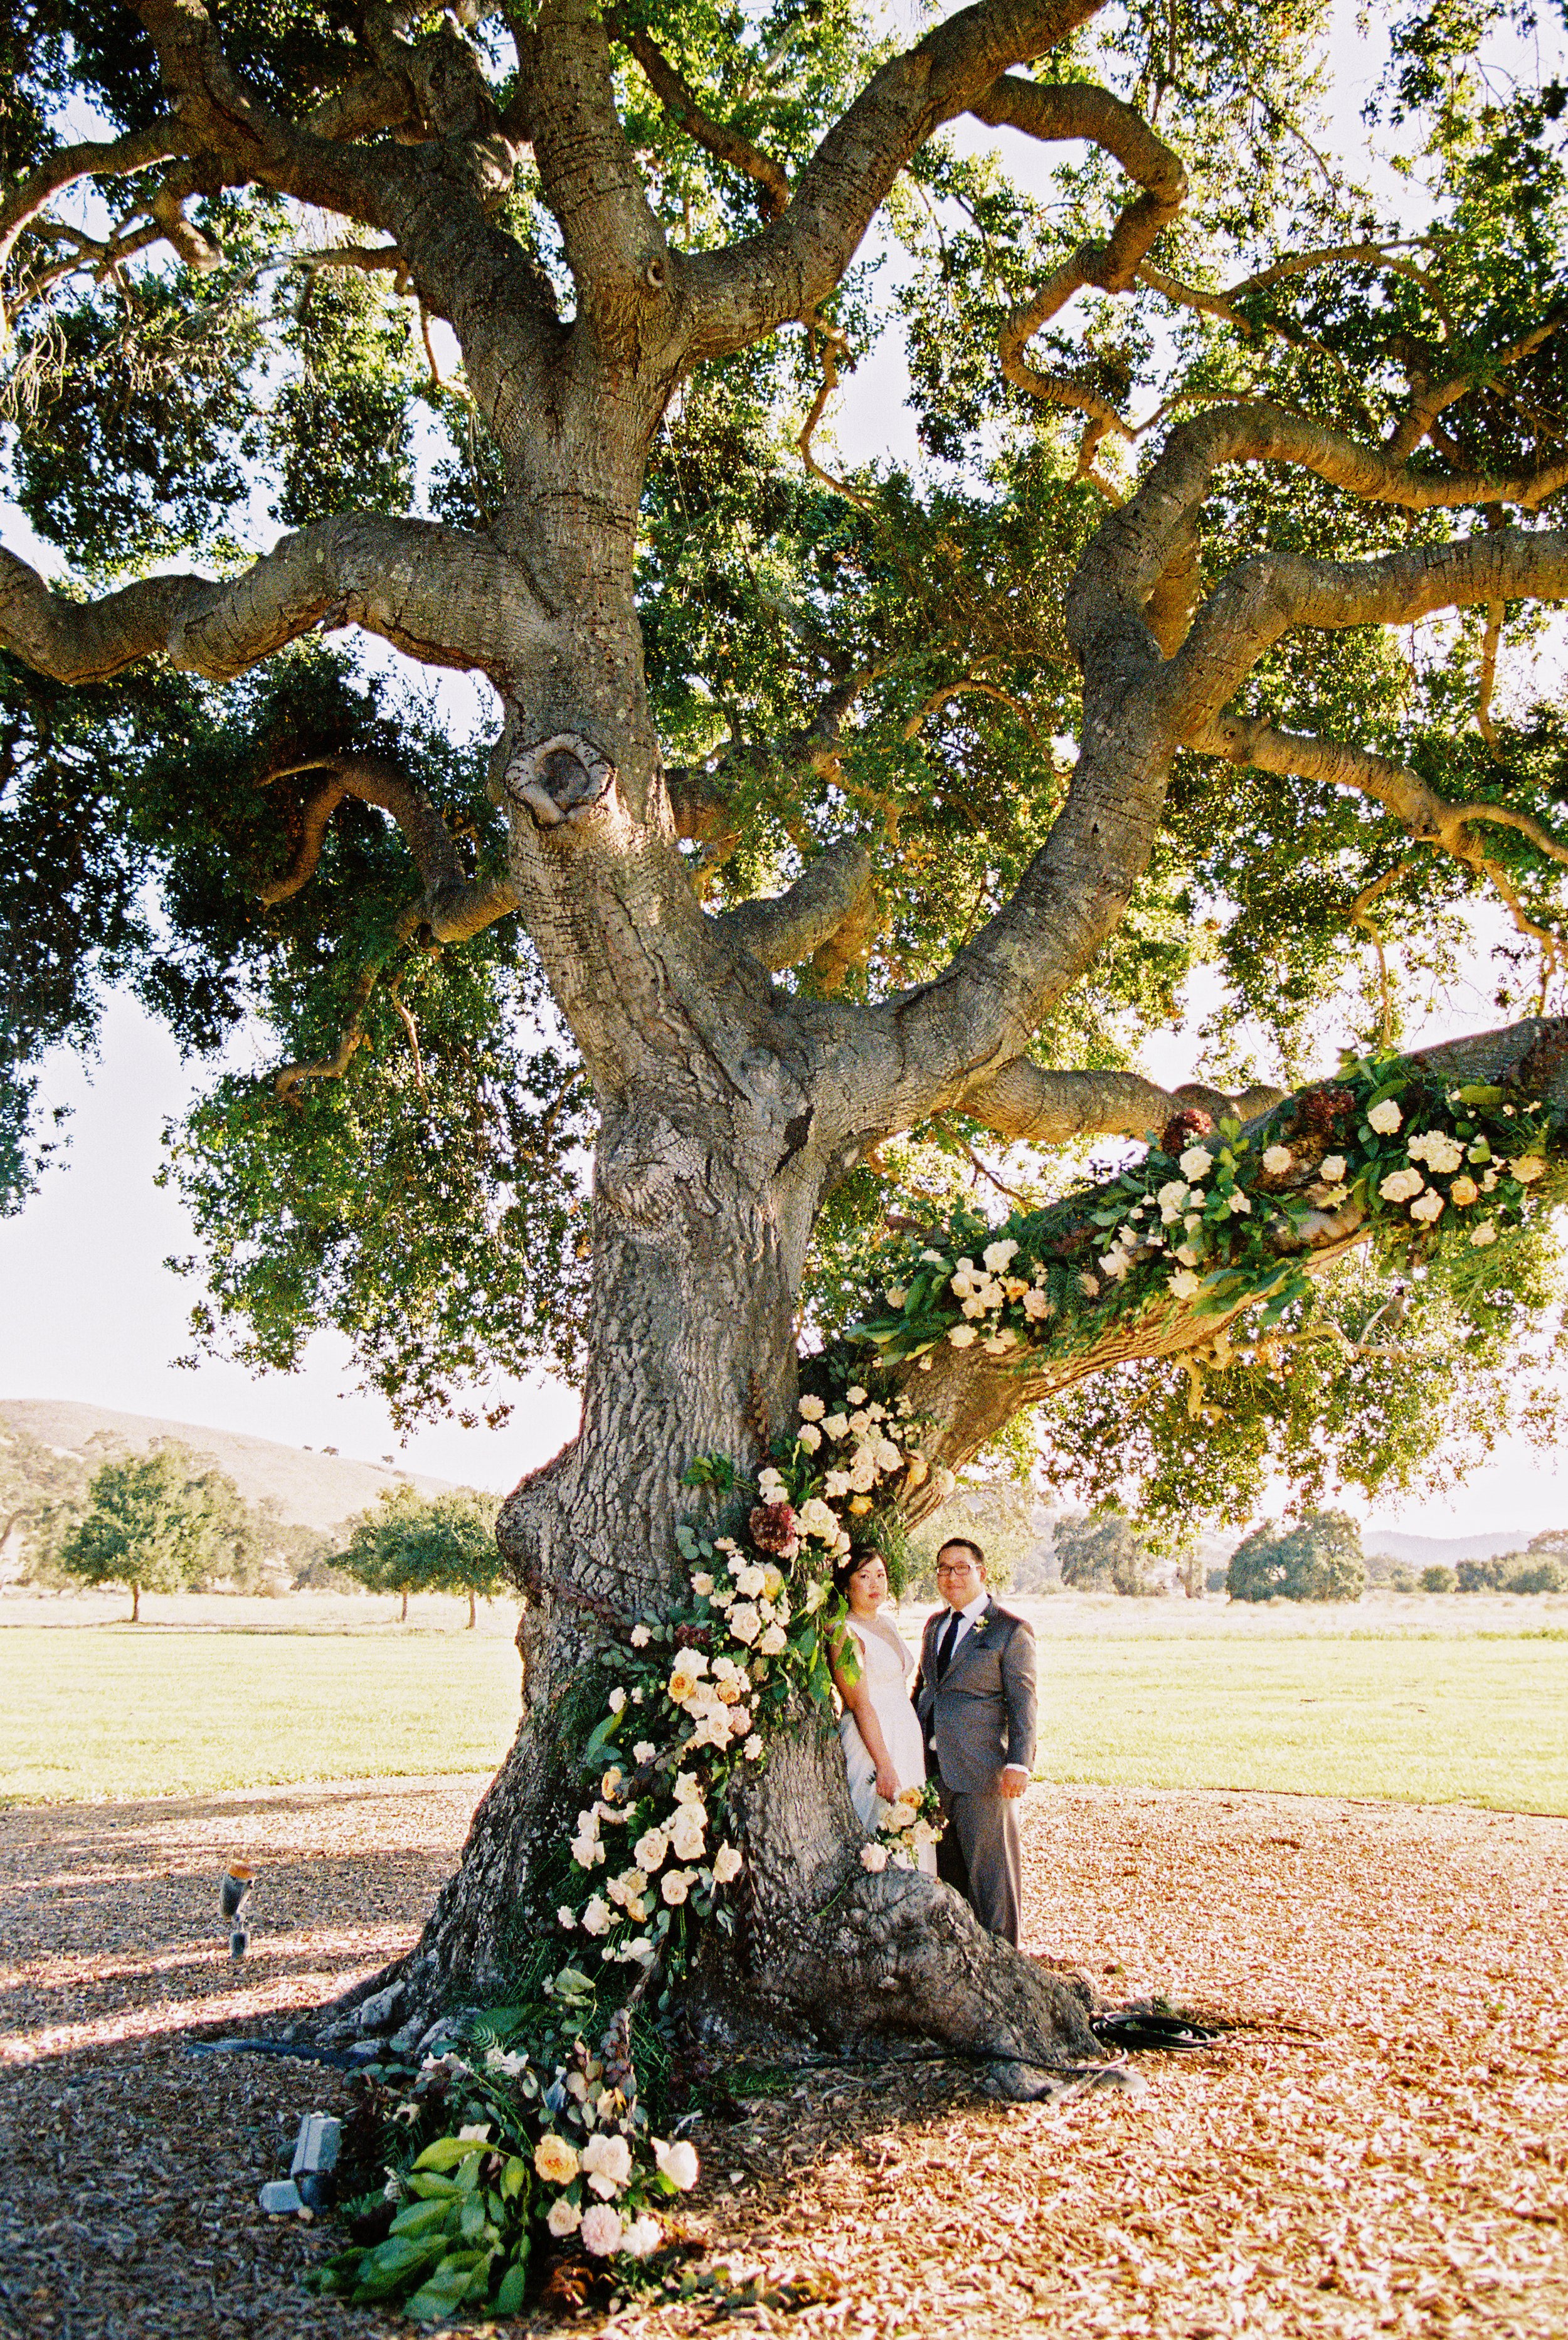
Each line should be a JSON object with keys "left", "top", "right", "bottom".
{"left": 943, "top": 1597, "right": 997, "bottom": 1683}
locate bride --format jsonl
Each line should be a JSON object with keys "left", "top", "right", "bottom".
{"left": 827, "top": 1546, "right": 937, "bottom": 1874}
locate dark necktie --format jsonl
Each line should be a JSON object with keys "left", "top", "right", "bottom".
{"left": 935, "top": 1609, "right": 963, "bottom": 1681}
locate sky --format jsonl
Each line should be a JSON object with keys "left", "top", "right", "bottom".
{"left": 4, "top": 4, "right": 1568, "bottom": 1538}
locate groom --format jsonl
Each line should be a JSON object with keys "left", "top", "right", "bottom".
{"left": 913, "top": 1537, "right": 1036, "bottom": 1947}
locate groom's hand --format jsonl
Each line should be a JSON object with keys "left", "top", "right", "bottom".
{"left": 999, "top": 1764, "right": 1029, "bottom": 1799}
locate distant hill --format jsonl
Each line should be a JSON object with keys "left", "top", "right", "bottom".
{"left": 0, "top": 1398, "right": 489, "bottom": 1530}
{"left": 1361, "top": 1527, "right": 1535, "bottom": 1569}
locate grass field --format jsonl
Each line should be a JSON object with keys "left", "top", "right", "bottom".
{"left": 3, "top": 1591, "right": 1565, "bottom": 1809}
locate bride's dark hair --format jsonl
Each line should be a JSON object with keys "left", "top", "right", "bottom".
{"left": 832, "top": 1543, "right": 887, "bottom": 1602}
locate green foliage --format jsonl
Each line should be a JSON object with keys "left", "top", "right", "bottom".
{"left": 332, "top": 1486, "right": 504, "bottom": 1619}
{"left": 4, "top": 0, "right": 1567, "bottom": 1542}
{"left": 1456, "top": 1546, "right": 1568, "bottom": 1593}
{"left": 1421, "top": 1564, "right": 1458, "bottom": 1594}
{"left": 1227, "top": 1510, "right": 1368, "bottom": 1604}
{"left": 57, "top": 1441, "right": 261, "bottom": 1614}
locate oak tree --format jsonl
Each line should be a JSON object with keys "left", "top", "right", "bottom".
{"left": 5, "top": 0, "right": 1568, "bottom": 2072}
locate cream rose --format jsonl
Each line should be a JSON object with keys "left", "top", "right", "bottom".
{"left": 798, "top": 1394, "right": 825, "bottom": 1421}
{"left": 1511, "top": 1155, "right": 1547, "bottom": 1183}
{"left": 947, "top": 1323, "right": 978, "bottom": 1348}
{"left": 633, "top": 1828, "right": 669, "bottom": 1873}
{"left": 534, "top": 2134, "right": 580, "bottom": 2186}
{"left": 661, "top": 1868, "right": 694, "bottom": 1906}
{"left": 1379, "top": 1167, "right": 1424, "bottom": 1204}
{"left": 1320, "top": 1155, "right": 1347, "bottom": 1184}
{"left": 1179, "top": 1144, "right": 1214, "bottom": 1180}
{"left": 1170, "top": 1268, "right": 1201, "bottom": 1299}
{"left": 712, "top": 1843, "right": 743, "bottom": 1883}
{"left": 727, "top": 1601, "right": 761, "bottom": 1646}
{"left": 547, "top": 2196, "right": 582, "bottom": 2237}
{"left": 1449, "top": 1175, "right": 1479, "bottom": 1206}
{"left": 1367, "top": 1098, "right": 1402, "bottom": 1135}
{"left": 1409, "top": 1189, "right": 1444, "bottom": 1224}
{"left": 1261, "top": 1144, "right": 1293, "bottom": 1173}
{"left": 797, "top": 1422, "right": 822, "bottom": 1452}
{"left": 1470, "top": 1219, "right": 1498, "bottom": 1247}
{"left": 860, "top": 1841, "right": 889, "bottom": 1872}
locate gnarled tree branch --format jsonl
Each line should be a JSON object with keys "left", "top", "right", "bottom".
{"left": 961, "top": 1059, "right": 1287, "bottom": 1146}
{"left": 0, "top": 516, "right": 555, "bottom": 686}
{"left": 718, "top": 837, "right": 874, "bottom": 974}
{"left": 607, "top": 11, "right": 791, "bottom": 218}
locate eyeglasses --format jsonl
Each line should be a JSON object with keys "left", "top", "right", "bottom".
{"left": 935, "top": 1561, "right": 977, "bottom": 1577}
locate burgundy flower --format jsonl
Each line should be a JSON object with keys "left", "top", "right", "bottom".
{"left": 673, "top": 1623, "right": 711, "bottom": 1651}
{"left": 748, "top": 1501, "right": 800, "bottom": 1559}
{"left": 1160, "top": 1105, "right": 1214, "bottom": 1158}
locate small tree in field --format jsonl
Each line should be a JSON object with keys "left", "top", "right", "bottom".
{"left": 58, "top": 1442, "right": 245, "bottom": 1620}
{"left": 1227, "top": 1510, "right": 1366, "bottom": 1605}
{"left": 1055, "top": 1510, "right": 1165, "bottom": 1597}
{"left": 335, "top": 1486, "right": 504, "bottom": 1626}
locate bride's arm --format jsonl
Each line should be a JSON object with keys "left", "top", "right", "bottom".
{"left": 829, "top": 1643, "right": 903, "bottom": 1806}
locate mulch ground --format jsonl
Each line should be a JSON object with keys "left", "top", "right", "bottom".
{"left": 1, "top": 1777, "right": 1564, "bottom": 2340}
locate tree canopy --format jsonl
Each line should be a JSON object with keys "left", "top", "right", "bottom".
{"left": 3, "top": 0, "right": 1568, "bottom": 1546}
{"left": 1226, "top": 1505, "right": 1367, "bottom": 1602}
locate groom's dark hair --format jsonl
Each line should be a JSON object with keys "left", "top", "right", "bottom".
{"left": 936, "top": 1535, "right": 987, "bottom": 1570}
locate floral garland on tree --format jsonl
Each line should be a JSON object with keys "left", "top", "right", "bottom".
{"left": 309, "top": 1379, "right": 939, "bottom": 2319}
{"left": 850, "top": 1057, "right": 1559, "bottom": 1366}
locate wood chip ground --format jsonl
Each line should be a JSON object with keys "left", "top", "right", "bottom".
{"left": 2, "top": 1777, "right": 1564, "bottom": 2338}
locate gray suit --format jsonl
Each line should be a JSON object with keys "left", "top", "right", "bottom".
{"left": 913, "top": 1597, "right": 1036, "bottom": 1946}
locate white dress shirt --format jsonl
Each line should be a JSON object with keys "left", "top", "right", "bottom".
{"left": 938, "top": 1589, "right": 990, "bottom": 1658}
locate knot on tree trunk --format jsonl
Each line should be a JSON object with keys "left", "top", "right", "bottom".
{"left": 504, "top": 731, "right": 618, "bottom": 827}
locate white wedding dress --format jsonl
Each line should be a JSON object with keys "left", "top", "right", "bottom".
{"left": 838, "top": 1611, "right": 938, "bottom": 1874}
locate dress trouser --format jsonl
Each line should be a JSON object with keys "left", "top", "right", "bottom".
{"left": 935, "top": 1785, "right": 1022, "bottom": 1947}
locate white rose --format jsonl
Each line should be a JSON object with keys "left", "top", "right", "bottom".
{"left": 1261, "top": 1145, "right": 1293, "bottom": 1173}
{"left": 1078, "top": 1273, "right": 1101, "bottom": 1298}
{"left": 633, "top": 1828, "right": 669, "bottom": 1873}
{"left": 758, "top": 1623, "right": 788, "bottom": 1655}
{"left": 669, "top": 1809, "right": 706, "bottom": 1861}
{"left": 1173, "top": 1242, "right": 1200, "bottom": 1268}
{"left": 982, "top": 1238, "right": 1020, "bottom": 1273}
{"left": 1227, "top": 1190, "right": 1252, "bottom": 1215}
{"left": 712, "top": 1843, "right": 743, "bottom": 1884}
{"left": 570, "top": 1834, "right": 605, "bottom": 1868}
{"left": 654, "top": 2137, "right": 701, "bottom": 2191}
{"left": 621, "top": 2215, "right": 662, "bottom": 2258}
{"left": 845, "top": 1385, "right": 867, "bottom": 1404}
{"left": 1178, "top": 1145, "right": 1214, "bottom": 1180}
{"left": 547, "top": 2196, "right": 583, "bottom": 2237}
{"left": 1100, "top": 1248, "right": 1130, "bottom": 1283}
{"left": 1511, "top": 1155, "right": 1547, "bottom": 1183}
{"left": 947, "top": 1323, "right": 978, "bottom": 1347}
{"left": 690, "top": 1572, "right": 713, "bottom": 1596}
{"left": 822, "top": 1413, "right": 849, "bottom": 1441}
{"left": 1379, "top": 1167, "right": 1424, "bottom": 1204}
{"left": 661, "top": 1868, "right": 694, "bottom": 1905}
{"left": 884, "top": 1285, "right": 908, "bottom": 1309}
{"left": 860, "top": 1841, "right": 889, "bottom": 1872}
{"left": 630, "top": 1624, "right": 651, "bottom": 1648}
{"left": 797, "top": 1496, "right": 839, "bottom": 1540}
{"left": 1367, "top": 1098, "right": 1402, "bottom": 1135}
{"left": 1320, "top": 1155, "right": 1347, "bottom": 1183}
{"left": 1407, "top": 1130, "right": 1464, "bottom": 1173}
{"left": 1470, "top": 1219, "right": 1498, "bottom": 1247}
{"left": 557, "top": 1905, "right": 576, "bottom": 1927}
{"left": 580, "top": 2204, "right": 623, "bottom": 2255}
{"left": 798, "top": 1394, "right": 825, "bottom": 1421}
{"left": 734, "top": 1563, "right": 767, "bottom": 1597}
{"left": 1157, "top": 1180, "right": 1188, "bottom": 1209}
{"left": 608, "top": 1686, "right": 627, "bottom": 1713}
{"left": 743, "top": 1733, "right": 764, "bottom": 1760}
{"left": 1449, "top": 1175, "right": 1479, "bottom": 1206}
{"left": 1022, "top": 1289, "right": 1052, "bottom": 1319}
{"left": 797, "top": 1422, "right": 822, "bottom": 1452}
{"left": 1170, "top": 1269, "right": 1201, "bottom": 1299}
{"left": 1409, "top": 1189, "right": 1444, "bottom": 1224}
{"left": 580, "top": 1895, "right": 612, "bottom": 1936}
{"left": 728, "top": 1601, "right": 761, "bottom": 1645}
{"left": 633, "top": 1740, "right": 656, "bottom": 1762}
{"left": 581, "top": 2132, "right": 633, "bottom": 2198}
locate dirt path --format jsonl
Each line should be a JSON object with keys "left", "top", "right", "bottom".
{"left": 1, "top": 1778, "right": 1564, "bottom": 2337}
